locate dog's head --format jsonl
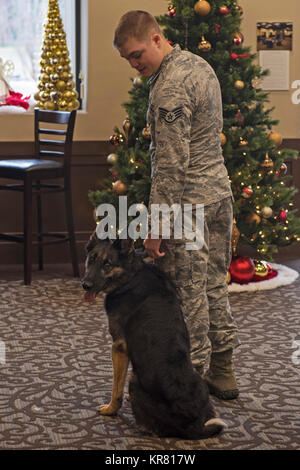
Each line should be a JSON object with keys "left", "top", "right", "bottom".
{"left": 81, "top": 232, "right": 137, "bottom": 302}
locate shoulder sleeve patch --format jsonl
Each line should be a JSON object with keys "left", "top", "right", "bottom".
{"left": 159, "top": 106, "right": 183, "bottom": 124}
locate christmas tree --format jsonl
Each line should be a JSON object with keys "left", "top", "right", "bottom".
{"left": 34, "top": 0, "right": 80, "bottom": 111}
{"left": 88, "top": 0, "right": 300, "bottom": 261}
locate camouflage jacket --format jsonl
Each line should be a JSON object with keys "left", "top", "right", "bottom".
{"left": 147, "top": 44, "right": 232, "bottom": 236}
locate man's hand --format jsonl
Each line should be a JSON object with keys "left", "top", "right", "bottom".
{"left": 143, "top": 236, "right": 165, "bottom": 259}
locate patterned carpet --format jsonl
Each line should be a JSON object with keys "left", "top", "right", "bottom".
{"left": 0, "top": 274, "right": 300, "bottom": 450}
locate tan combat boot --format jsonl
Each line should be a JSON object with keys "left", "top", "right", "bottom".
{"left": 204, "top": 349, "right": 239, "bottom": 400}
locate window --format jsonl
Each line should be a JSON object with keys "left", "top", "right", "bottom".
{"left": 0, "top": 0, "right": 87, "bottom": 110}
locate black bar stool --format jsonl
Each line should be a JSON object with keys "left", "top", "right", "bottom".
{"left": 0, "top": 108, "right": 79, "bottom": 284}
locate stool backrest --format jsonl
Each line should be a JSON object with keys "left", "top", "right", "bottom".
{"left": 34, "top": 108, "right": 77, "bottom": 167}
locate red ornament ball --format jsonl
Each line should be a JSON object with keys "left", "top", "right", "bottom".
{"left": 278, "top": 209, "right": 287, "bottom": 223}
{"left": 229, "top": 255, "right": 255, "bottom": 284}
{"left": 242, "top": 186, "right": 253, "bottom": 199}
{"left": 167, "top": 4, "right": 176, "bottom": 17}
{"left": 219, "top": 6, "right": 229, "bottom": 15}
{"left": 233, "top": 32, "right": 244, "bottom": 45}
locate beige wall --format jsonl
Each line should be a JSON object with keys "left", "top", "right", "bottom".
{"left": 239, "top": 0, "right": 300, "bottom": 138}
{"left": 0, "top": 0, "right": 299, "bottom": 141}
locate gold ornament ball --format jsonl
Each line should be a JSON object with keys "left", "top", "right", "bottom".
{"left": 235, "top": 80, "right": 245, "bottom": 90}
{"left": 254, "top": 259, "right": 269, "bottom": 277}
{"left": 39, "top": 91, "right": 50, "bottom": 101}
{"left": 66, "top": 80, "right": 74, "bottom": 89}
{"left": 63, "top": 90, "right": 73, "bottom": 101}
{"left": 61, "top": 71, "right": 71, "bottom": 81}
{"left": 268, "top": 131, "right": 283, "bottom": 147}
{"left": 41, "top": 73, "right": 50, "bottom": 83}
{"left": 142, "top": 124, "right": 151, "bottom": 140}
{"left": 71, "top": 100, "right": 80, "bottom": 110}
{"left": 45, "top": 82, "right": 55, "bottom": 91}
{"left": 34, "top": 91, "right": 40, "bottom": 101}
{"left": 133, "top": 77, "right": 143, "bottom": 87}
{"left": 50, "top": 73, "right": 60, "bottom": 83}
{"left": 246, "top": 213, "right": 261, "bottom": 225}
{"left": 261, "top": 206, "right": 273, "bottom": 218}
{"left": 221, "top": 133, "right": 227, "bottom": 146}
{"left": 123, "top": 117, "right": 131, "bottom": 138}
{"left": 49, "top": 57, "right": 59, "bottom": 66}
{"left": 113, "top": 180, "right": 128, "bottom": 195}
{"left": 57, "top": 80, "right": 67, "bottom": 91}
{"left": 194, "top": 1, "right": 211, "bottom": 16}
{"left": 50, "top": 91, "right": 61, "bottom": 101}
{"left": 107, "top": 153, "right": 118, "bottom": 165}
{"left": 44, "top": 100, "right": 56, "bottom": 111}
{"left": 198, "top": 37, "right": 212, "bottom": 52}
{"left": 46, "top": 65, "right": 55, "bottom": 74}
{"left": 58, "top": 99, "right": 68, "bottom": 110}
{"left": 261, "top": 153, "right": 274, "bottom": 169}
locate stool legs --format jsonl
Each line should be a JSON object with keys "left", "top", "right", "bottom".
{"left": 64, "top": 181, "right": 79, "bottom": 278}
{"left": 36, "top": 181, "right": 43, "bottom": 271}
{"left": 24, "top": 176, "right": 33, "bottom": 285}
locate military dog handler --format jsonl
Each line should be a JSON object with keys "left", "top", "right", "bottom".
{"left": 113, "top": 10, "right": 240, "bottom": 399}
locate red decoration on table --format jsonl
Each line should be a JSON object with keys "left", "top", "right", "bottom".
{"left": 229, "top": 255, "right": 255, "bottom": 284}
{"left": 0, "top": 90, "right": 30, "bottom": 110}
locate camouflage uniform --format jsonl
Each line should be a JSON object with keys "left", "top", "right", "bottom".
{"left": 146, "top": 44, "right": 239, "bottom": 367}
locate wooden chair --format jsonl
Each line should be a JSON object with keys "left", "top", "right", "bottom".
{"left": 0, "top": 108, "right": 79, "bottom": 285}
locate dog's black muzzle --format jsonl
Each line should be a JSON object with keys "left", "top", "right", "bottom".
{"left": 81, "top": 279, "right": 94, "bottom": 291}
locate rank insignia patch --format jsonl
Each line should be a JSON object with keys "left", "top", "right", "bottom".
{"left": 159, "top": 107, "right": 183, "bottom": 124}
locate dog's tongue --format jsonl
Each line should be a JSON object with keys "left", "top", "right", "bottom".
{"left": 84, "top": 291, "right": 97, "bottom": 303}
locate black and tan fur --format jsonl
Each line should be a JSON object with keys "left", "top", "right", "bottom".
{"left": 82, "top": 233, "right": 226, "bottom": 439}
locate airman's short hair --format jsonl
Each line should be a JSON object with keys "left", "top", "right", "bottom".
{"left": 113, "top": 10, "right": 163, "bottom": 49}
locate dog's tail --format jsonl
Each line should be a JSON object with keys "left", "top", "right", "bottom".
{"left": 181, "top": 416, "right": 227, "bottom": 440}
{"left": 201, "top": 417, "right": 227, "bottom": 438}
{"left": 183, "top": 417, "right": 227, "bottom": 440}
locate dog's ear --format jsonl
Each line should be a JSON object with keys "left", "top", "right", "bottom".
{"left": 85, "top": 231, "right": 98, "bottom": 253}
{"left": 112, "top": 236, "right": 134, "bottom": 255}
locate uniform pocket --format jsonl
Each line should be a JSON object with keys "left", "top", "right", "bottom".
{"left": 175, "top": 241, "right": 208, "bottom": 287}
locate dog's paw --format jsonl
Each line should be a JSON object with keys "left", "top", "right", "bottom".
{"left": 98, "top": 403, "right": 119, "bottom": 416}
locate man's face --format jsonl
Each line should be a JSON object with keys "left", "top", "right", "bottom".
{"left": 119, "top": 35, "right": 163, "bottom": 77}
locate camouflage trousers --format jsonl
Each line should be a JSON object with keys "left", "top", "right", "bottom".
{"left": 155, "top": 196, "right": 240, "bottom": 368}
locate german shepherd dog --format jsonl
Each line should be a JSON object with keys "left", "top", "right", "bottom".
{"left": 82, "top": 233, "right": 226, "bottom": 439}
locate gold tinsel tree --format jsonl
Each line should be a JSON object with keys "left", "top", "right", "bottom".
{"left": 34, "top": 0, "right": 80, "bottom": 111}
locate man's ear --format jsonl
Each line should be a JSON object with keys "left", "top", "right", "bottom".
{"left": 151, "top": 32, "right": 162, "bottom": 47}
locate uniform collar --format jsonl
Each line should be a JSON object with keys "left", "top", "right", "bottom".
{"left": 148, "top": 44, "right": 181, "bottom": 86}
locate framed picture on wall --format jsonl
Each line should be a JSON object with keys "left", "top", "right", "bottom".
{"left": 257, "top": 22, "right": 293, "bottom": 51}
